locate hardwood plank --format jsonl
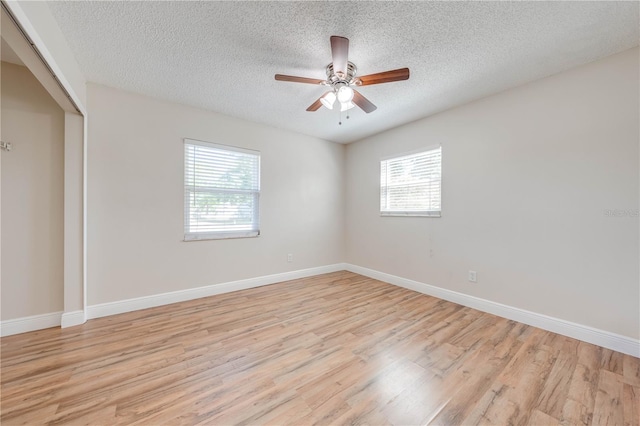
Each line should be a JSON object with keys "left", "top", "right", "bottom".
{"left": 381, "top": 368, "right": 444, "bottom": 425}
{"left": 561, "top": 399, "right": 591, "bottom": 426}
{"left": 622, "top": 384, "right": 639, "bottom": 426}
{"left": 427, "top": 320, "right": 530, "bottom": 425}
{"left": 459, "top": 329, "right": 555, "bottom": 425}
{"left": 559, "top": 341, "right": 602, "bottom": 425}
{"left": 601, "top": 348, "right": 625, "bottom": 374}
{"left": 592, "top": 370, "right": 624, "bottom": 425}
{"left": 623, "top": 354, "right": 640, "bottom": 387}
{"left": 529, "top": 408, "right": 560, "bottom": 426}
{"left": 536, "top": 344, "right": 578, "bottom": 419}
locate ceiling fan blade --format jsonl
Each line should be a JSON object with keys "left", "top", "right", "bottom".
{"left": 275, "top": 74, "right": 325, "bottom": 85}
{"left": 306, "top": 94, "right": 327, "bottom": 111}
{"left": 358, "top": 68, "right": 410, "bottom": 86}
{"left": 330, "top": 36, "right": 349, "bottom": 76}
{"left": 352, "top": 90, "right": 377, "bottom": 113}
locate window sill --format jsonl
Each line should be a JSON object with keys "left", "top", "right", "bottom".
{"left": 380, "top": 212, "right": 441, "bottom": 218}
{"left": 184, "top": 231, "right": 260, "bottom": 241}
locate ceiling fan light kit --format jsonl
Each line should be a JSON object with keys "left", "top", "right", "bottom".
{"left": 340, "top": 101, "right": 356, "bottom": 112}
{"left": 275, "top": 36, "right": 410, "bottom": 120}
{"left": 320, "top": 91, "right": 337, "bottom": 109}
{"left": 336, "top": 85, "right": 355, "bottom": 103}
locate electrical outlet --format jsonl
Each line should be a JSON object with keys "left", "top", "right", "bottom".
{"left": 468, "top": 270, "right": 477, "bottom": 283}
{"left": 287, "top": 253, "right": 293, "bottom": 263}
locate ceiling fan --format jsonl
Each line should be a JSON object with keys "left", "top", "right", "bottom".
{"left": 275, "top": 36, "right": 410, "bottom": 114}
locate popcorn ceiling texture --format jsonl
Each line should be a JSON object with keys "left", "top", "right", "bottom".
{"left": 47, "top": 1, "right": 638, "bottom": 144}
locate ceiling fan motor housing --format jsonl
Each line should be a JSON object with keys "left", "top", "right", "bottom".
{"left": 326, "top": 61, "right": 361, "bottom": 88}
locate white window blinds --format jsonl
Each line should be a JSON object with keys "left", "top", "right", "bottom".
{"left": 184, "top": 139, "right": 260, "bottom": 240}
{"left": 380, "top": 146, "right": 442, "bottom": 217}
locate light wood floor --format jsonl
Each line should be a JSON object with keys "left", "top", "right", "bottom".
{"left": 1, "top": 271, "right": 638, "bottom": 425}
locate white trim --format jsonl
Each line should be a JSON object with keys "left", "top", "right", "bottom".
{"left": 87, "top": 263, "right": 347, "bottom": 320}
{"left": 184, "top": 230, "right": 259, "bottom": 241}
{"left": 0, "top": 312, "right": 62, "bottom": 337}
{"left": 380, "top": 211, "right": 441, "bottom": 217}
{"left": 345, "top": 264, "right": 640, "bottom": 358}
{"left": 61, "top": 310, "right": 86, "bottom": 328}
{"left": 83, "top": 114, "right": 88, "bottom": 319}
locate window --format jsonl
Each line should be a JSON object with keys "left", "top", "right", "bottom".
{"left": 380, "top": 146, "right": 442, "bottom": 217}
{"left": 184, "top": 139, "right": 260, "bottom": 240}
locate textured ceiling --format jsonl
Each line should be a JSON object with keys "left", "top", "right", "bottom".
{"left": 46, "top": 1, "right": 638, "bottom": 144}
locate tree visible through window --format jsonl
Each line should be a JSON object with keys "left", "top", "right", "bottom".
{"left": 184, "top": 139, "right": 260, "bottom": 240}
{"left": 380, "top": 146, "right": 441, "bottom": 217}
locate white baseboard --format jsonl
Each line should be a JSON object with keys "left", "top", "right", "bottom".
{"left": 7, "top": 264, "right": 635, "bottom": 358}
{"left": 345, "top": 264, "right": 640, "bottom": 358}
{"left": 61, "top": 310, "right": 86, "bottom": 328}
{"left": 0, "top": 311, "right": 62, "bottom": 337}
{"left": 87, "top": 263, "right": 348, "bottom": 320}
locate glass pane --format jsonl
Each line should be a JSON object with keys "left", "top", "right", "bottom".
{"left": 187, "top": 191, "right": 258, "bottom": 233}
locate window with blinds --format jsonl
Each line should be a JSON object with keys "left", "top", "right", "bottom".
{"left": 380, "top": 146, "right": 442, "bottom": 217}
{"left": 184, "top": 139, "right": 260, "bottom": 240}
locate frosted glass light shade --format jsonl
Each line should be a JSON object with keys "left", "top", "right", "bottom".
{"left": 340, "top": 101, "right": 355, "bottom": 111}
{"left": 320, "top": 92, "right": 336, "bottom": 109}
{"left": 337, "top": 86, "right": 354, "bottom": 103}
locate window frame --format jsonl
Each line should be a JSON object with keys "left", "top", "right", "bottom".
{"left": 183, "top": 138, "right": 261, "bottom": 241}
{"left": 380, "top": 145, "right": 442, "bottom": 218}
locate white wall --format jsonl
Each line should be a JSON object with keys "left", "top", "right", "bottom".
{"left": 346, "top": 48, "right": 639, "bottom": 339}
{"left": 1, "top": 61, "right": 65, "bottom": 320}
{"left": 86, "top": 83, "right": 345, "bottom": 305}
